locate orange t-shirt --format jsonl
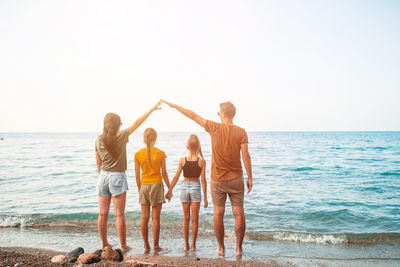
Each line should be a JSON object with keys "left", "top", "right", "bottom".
{"left": 205, "top": 120, "right": 248, "bottom": 181}
{"left": 135, "top": 147, "right": 167, "bottom": 185}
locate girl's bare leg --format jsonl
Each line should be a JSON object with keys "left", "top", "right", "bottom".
{"left": 141, "top": 205, "right": 151, "bottom": 253}
{"left": 152, "top": 203, "right": 167, "bottom": 251}
{"left": 182, "top": 203, "right": 191, "bottom": 251}
{"left": 190, "top": 202, "right": 200, "bottom": 251}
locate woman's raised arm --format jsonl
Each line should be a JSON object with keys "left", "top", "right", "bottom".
{"left": 128, "top": 100, "right": 162, "bottom": 135}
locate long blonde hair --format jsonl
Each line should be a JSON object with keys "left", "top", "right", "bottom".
{"left": 187, "top": 134, "right": 204, "bottom": 159}
{"left": 99, "top": 113, "right": 121, "bottom": 160}
{"left": 143, "top": 128, "right": 158, "bottom": 168}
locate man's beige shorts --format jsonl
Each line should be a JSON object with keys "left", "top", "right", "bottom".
{"left": 211, "top": 176, "right": 244, "bottom": 206}
{"left": 139, "top": 183, "right": 166, "bottom": 206}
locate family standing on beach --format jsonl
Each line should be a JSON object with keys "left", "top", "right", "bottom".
{"left": 94, "top": 100, "right": 253, "bottom": 257}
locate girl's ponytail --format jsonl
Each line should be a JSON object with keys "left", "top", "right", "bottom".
{"left": 143, "top": 128, "right": 158, "bottom": 169}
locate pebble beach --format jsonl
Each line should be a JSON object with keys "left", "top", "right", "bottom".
{"left": 0, "top": 247, "right": 279, "bottom": 267}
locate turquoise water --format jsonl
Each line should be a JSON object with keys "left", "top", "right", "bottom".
{"left": 1, "top": 132, "right": 399, "bottom": 265}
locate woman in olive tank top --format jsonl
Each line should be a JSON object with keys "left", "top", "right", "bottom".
{"left": 95, "top": 100, "right": 161, "bottom": 253}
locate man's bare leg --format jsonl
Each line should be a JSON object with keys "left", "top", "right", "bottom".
{"left": 232, "top": 205, "right": 245, "bottom": 256}
{"left": 213, "top": 205, "right": 225, "bottom": 255}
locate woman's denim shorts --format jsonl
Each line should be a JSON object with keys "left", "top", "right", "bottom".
{"left": 180, "top": 181, "right": 201, "bottom": 203}
{"left": 96, "top": 170, "right": 128, "bottom": 197}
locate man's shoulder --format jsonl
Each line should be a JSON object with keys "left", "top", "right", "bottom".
{"left": 205, "top": 120, "right": 221, "bottom": 128}
{"left": 233, "top": 124, "right": 247, "bottom": 133}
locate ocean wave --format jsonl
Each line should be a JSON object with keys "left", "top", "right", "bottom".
{"left": 0, "top": 212, "right": 185, "bottom": 230}
{"left": 272, "top": 232, "right": 347, "bottom": 244}
{"left": 2, "top": 213, "right": 399, "bottom": 246}
{"left": 290, "top": 167, "right": 316, "bottom": 172}
{"left": 380, "top": 170, "right": 400, "bottom": 176}
{"left": 330, "top": 147, "right": 346, "bottom": 150}
{"left": 371, "top": 146, "right": 388, "bottom": 150}
{"left": 246, "top": 231, "right": 400, "bottom": 246}
{"left": 361, "top": 186, "right": 385, "bottom": 193}
{"left": 0, "top": 215, "right": 33, "bottom": 228}
{"left": 0, "top": 213, "right": 98, "bottom": 229}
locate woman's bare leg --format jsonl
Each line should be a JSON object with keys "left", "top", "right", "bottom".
{"left": 98, "top": 195, "right": 112, "bottom": 249}
{"left": 112, "top": 192, "right": 131, "bottom": 253}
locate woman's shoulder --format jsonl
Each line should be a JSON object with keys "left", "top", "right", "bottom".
{"left": 117, "top": 128, "right": 130, "bottom": 142}
{"left": 118, "top": 128, "right": 129, "bottom": 135}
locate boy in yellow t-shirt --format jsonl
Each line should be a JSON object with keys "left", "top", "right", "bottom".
{"left": 134, "top": 128, "right": 170, "bottom": 253}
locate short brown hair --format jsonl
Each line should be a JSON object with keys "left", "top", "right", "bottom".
{"left": 220, "top": 101, "right": 236, "bottom": 118}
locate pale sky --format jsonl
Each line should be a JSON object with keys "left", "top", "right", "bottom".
{"left": 1, "top": 0, "right": 399, "bottom": 132}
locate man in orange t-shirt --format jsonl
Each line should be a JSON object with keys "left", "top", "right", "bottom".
{"left": 162, "top": 100, "right": 253, "bottom": 257}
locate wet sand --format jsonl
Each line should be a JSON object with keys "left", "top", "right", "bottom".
{"left": 0, "top": 246, "right": 284, "bottom": 266}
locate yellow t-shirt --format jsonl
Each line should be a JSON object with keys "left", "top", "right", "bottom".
{"left": 135, "top": 147, "right": 167, "bottom": 185}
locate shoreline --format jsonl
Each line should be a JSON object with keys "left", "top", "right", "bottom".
{"left": 0, "top": 247, "right": 280, "bottom": 267}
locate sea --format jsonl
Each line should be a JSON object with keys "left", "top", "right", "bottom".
{"left": 0, "top": 132, "right": 399, "bottom": 266}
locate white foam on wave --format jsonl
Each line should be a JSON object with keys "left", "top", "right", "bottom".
{"left": 273, "top": 232, "right": 347, "bottom": 244}
{"left": 0, "top": 215, "right": 32, "bottom": 228}
{"left": 224, "top": 229, "right": 236, "bottom": 237}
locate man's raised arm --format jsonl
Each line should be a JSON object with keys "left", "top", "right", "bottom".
{"left": 162, "top": 100, "right": 206, "bottom": 128}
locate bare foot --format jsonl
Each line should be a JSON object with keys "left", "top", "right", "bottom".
{"left": 154, "top": 246, "right": 167, "bottom": 251}
{"left": 184, "top": 244, "right": 189, "bottom": 251}
{"left": 121, "top": 246, "right": 133, "bottom": 254}
{"left": 144, "top": 246, "right": 150, "bottom": 253}
{"left": 236, "top": 247, "right": 243, "bottom": 256}
{"left": 191, "top": 245, "right": 196, "bottom": 251}
{"left": 216, "top": 247, "right": 225, "bottom": 256}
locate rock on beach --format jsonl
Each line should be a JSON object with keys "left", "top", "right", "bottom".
{"left": 101, "top": 246, "right": 122, "bottom": 261}
{"left": 51, "top": 255, "right": 66, "bottom": 263}
{"left": 76, "top": 253, "right": 101, "bottom": 265}
{"left": 67, "top": 247, "right": 84, "bottom": 258}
